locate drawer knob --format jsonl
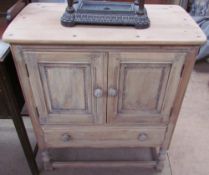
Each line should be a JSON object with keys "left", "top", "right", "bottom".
{"left": 108, "top": 88, "right": 117, "bottom": 97}
{"left": 61, "top": 133, "right": 71, "bottom": 142}
{"left": 138, "top": 133, "right": 148, "bottom": 141}
{"left": 94, "top": 88, "right": 103, "bottom": 98}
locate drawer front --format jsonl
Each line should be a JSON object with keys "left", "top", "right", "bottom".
{"left": 44, "top": 126, "right": 166, "bottom": 148}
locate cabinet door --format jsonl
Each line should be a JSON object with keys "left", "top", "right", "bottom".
{"left": 23, "top": 51, "right": 107, "bottom": 125}
{"left": 107, "top": 51, "right": 185, "bottom": 124}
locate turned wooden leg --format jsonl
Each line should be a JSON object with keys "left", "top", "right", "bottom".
{"left": 42, "top": 150, "right": 53, "bottom": 171}
{"left": 156, "top": 147, "right": 167, "bottom": 171}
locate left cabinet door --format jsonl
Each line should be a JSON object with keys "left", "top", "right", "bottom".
{"left": 23, "top": 51, "right": 107, "bottom": 125}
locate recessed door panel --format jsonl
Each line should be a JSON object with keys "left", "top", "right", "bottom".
{"left": 23, "top": 51, "right": 107, "bottom": 125}
{"left": 118, "top": 63, "right": 170, "bottom": 113}
{"left": 39, "top": 64, "right": 91, "bottom": 114}
{"left": 107, "top": 51, "right": 186, "bottom": 124}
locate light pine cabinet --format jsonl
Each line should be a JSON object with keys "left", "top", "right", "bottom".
{"left": 3, "top": 3, "right": 206, "bottom": 172}
{"left": 11, "top": 46, "right": 194, "bottom": 171}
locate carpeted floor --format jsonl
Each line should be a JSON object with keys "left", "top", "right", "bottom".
{"left": 169, "top": 61, "right": 209, "bottom": 175}
{"left": 0, "top": 61, "right": 208, "bottom": 175}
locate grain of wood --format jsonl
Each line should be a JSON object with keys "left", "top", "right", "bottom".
{"left": 2, "top": 3, "right": 206, "bottom": 45}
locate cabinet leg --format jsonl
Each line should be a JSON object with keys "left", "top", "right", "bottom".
{"left": 42, "top": 150, "right": 53, "bottom": 171}
{"left": 156, "top": 147, "right": 167, "bottom": 171}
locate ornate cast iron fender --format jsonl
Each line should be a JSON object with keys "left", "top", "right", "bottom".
{"left": 61, "top": 0, "right": 150, "bottom": 29}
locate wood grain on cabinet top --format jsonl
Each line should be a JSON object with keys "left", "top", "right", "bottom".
{"left": 2, "top": 3, "right": 206, "bottom": 45}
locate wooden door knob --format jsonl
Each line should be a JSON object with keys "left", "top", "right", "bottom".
{"left": 138, "top": 133, "right": 148, "bottom": 141}
{"left": 62, "top": 133, "right": 71, "bottom": 142}
{"left": 108, "top": 88, "right": 117, "bottom": 97}
{"left": 94, "top": 88, "right": 103, "bottom": 98}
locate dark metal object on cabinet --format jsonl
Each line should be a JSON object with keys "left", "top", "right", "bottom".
{"left": 0, "top": 41, "right": 39, "bottom": 175}
{"left": 61, "top": 0, "right": 150, "bottom": 29}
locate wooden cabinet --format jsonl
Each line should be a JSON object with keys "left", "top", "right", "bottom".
{"left": 11, "top": 45, "right": 199, "bottom": 171}
{"left": 3, "top": 3, "right": 206, "bottom": 172}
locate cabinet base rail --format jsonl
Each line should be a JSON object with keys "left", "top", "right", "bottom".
{"left": 42, "top": 147, "right": 166, "bottom": 171}
{"left": 52, "top": 160, "right": 157, "bottom": 169}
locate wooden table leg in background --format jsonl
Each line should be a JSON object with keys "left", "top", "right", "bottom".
{"left": 0, "top": 44, "right": 39, "bottom": 175}
{"left": 12, "top": 113, "right": 39, "bottom": 175}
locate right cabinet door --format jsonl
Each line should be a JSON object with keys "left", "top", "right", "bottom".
{"left": 107, "top": 51, "right": 186, "bottom": 124}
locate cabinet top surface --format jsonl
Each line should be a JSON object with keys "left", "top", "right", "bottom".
{"left": 2, "top": 3, "right": 206, "bottom": 45}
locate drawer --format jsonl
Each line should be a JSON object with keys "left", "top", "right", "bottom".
{"left": 44, "top": 126, "right": 166, "bottom": 148}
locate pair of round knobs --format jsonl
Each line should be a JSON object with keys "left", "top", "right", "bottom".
{"left": 94, "top": 88, "right": 117, "bottom": 98}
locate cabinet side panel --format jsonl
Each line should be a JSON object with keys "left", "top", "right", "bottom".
{"left": 162, "top": 47, "right": 199, "bottom": 149}
{"left": 10, "top": 45, "right": 45, "bottom": 148}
